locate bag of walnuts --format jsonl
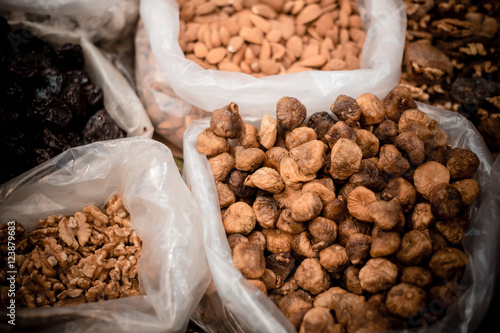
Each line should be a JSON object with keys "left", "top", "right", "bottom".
{"left": 137, "top": 0, "right": 407, "bottom": 150}
{"left": 0, "top": 137, "right": 210, "bottom": 332}
{"left": 182, "top": 87, "right": 495, "bottom": 332}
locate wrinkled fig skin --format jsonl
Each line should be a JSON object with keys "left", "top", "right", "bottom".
{"left": 325, "top": 121, "right": 357, "bottom": 148}
{"left": 210, "top": 102, "right": 244, "bottom": 139}
{"left": 429, "top": 183, "right": 463, "bottom": 220}
{"left": 276, "top": 96, "right": 307, "bottom": 131}
{"left": 383, "top": 86, "right": 417, "bottom": 122}
{"left": 308, "top": 111, "right": 336, "bottom": 143}
{"left": 330, "top": 94, "right": 362, "bottom": 126}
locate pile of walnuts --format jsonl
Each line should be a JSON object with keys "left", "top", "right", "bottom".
{"left": 197, "top": 87, "right": 480, "bottom": 332}
{"left": 0, "top": 195, "right": 142, "bottom": 308}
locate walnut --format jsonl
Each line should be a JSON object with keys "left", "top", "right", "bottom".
{"left": 445, "top": 148, "right": 480, "bottom": 179}
{"left": 286, "top": 127, "right": 317, "bottom": 149}
{"left": 222, "top": 202, "right": 256, "bottom": 235}
{"left": 324, "top": 121, "right": 357, "bottom": 149}
{"left": 235, "top": 147, "right": 265, "bottom": 172}
{"left": 196, "top": 128, "right": 230, "bottom": 157}
{"left": 329, "top": 139, "right": 363, "bottom": 180}
{"left": 299, "top": 307, "right": 338, "bottom": 333}
{"left": 370, "top": 226, "right": 401, "bottom": 258}
{"left": 244, "top": 167, "right": 285, "bottom": 193}
{"left": 355, "top": 129, "right": 380, "bottom": 159}
{"left": 386, "top": 283, "right": 427, "bottom": 319}
{"left": 240, "top": 123, "right": 260, "bottom": 148}
{"left": 319, "top": 244, "right": 349, "bottom": 276}
{"left": 347, "top": 186, "right": 377, "bottom": 222}
{"left": 295, "top": 258, "right": 331, "bottom": 295}
{"left": 209, "top": 152, "right": 235, "bottom": 182}
{"left": 83, "top": 205, "right": 108, "bottom": 227}
{"left": 330, "top": 94, "right": 362, "bottom": 126}
{"left": 210, "top": 102, "right": 244, "bottom": 139}
{"left": 259, "top": 115, "right": 278, "bottom": 149}
{"left": 232, "top": 242, "right": 266, "bottom": 279}
{"left": 291, "top": 192, "right": 323, "bottom": 222}
{"left": 58, "top": 213, "right": 91, "bottom": 249}
{"left": 359, "top": 258, "right": 398, "bottom": 293}
{"left": 253, "top": 196, "right": 281, "bottom": 229}
{"left": 382, "top": 86, "right": 417, "bottom": 122}
{"left": 308, "top": 112, "right": 336, "bottom": 144}
{"left": 276, "top": 96, "right": 307, "bottom": 131}
{"left": 396, "top": 230, "right": 432, "bottom": 265}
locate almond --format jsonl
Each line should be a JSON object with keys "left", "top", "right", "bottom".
{"left": 206, "top": 47, "right": 227, "bottom": 64}
{"left": 184, "top": 23, "right": 201, "bottom": 42}
{"left": 266, "top": 29, "right": 282, "bottom": 43}
{"left": 286, "top": 65, "right": 310, "bottom": 73}
{"left": 260, "top": 0, "right": 284, "bottom": 12}
{"left": 250, "top": 14, "right": 271, "bottom": 33}
{"left": 251, "top": 5, "right": 277, "bottom": 19}
{"left": 240, "top": 26, "right": 264, "bottom": 44}
{"left": 196, "top": 2, "right": 217, "bottom": 16}
{"left": 314, "top": 12, "right": 334, "bottom": 37}
{"left": 240, "top": 61, "right": 252, "bottom": 74}
{"left": 227, "top": 36, "right": 245, "bottom": 53}
{"left": 260, "top": 39, "right": 271, "bottom": 60}
{"left": 219, "top": 26, "right": 230, "bottom": 46}
{"left": 327, "top": 58, "right": 347, "bottom": 70}
{"left": 296, "top": 4, "right": 322, "bottom": 25}
{"left": 301, "top": 43, "right": 320, "bottom": 61}
{"left": 259, "top": 59, "right": 281, "bottom": 75}
{"left": 299, "top": 54, "right": 326, "bottom": 67}
{"left": 349, "top": 15, "right": 363, "bottom": 29}
{"left": 194, "top": 42, "right": 209, "bottom": 58}
{"left": 279, "top": 21, "right": 295, "bottom": 40}
{"left": 270, "top": 43, "right": 286, "bottom": 60}
{"left": 219, "top": 61, "right": 242, "bottom": 72}
{"left": 286, "top": 35, "right": 303, "bottom": 58}
{"left": 211, "top": 27, "right": 222, "bottom": 47}
{"left": 291, "top": 0, "right": 305, "bottom": 15}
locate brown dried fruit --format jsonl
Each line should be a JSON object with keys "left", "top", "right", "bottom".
{"left": 210, "top": 102, "right": 244, "bottom": 138}
{"left": 378, "top": 144, "right": 410, "bottom": 176}
{"left": 308, "top": 217, "right": 337, "bottom": 251}
{"left": 346, "top": 233, "right": 371, "bottom": 265}
{"left": 410, "top": 203, "right": 435, "bottom": 230}
{"left": 262, "top": 228, "right": 293, "bottom": 253}
{"left": 253, "top": 196, "right": 282, "bottom": 229}
{"left": 452, "top": 179, "right": 479, "bottom": 206}
{"left": 322, "top": 196, "right": 349, "bottom": 223}
{"left": 428, "top": 247, "right": 468, "bottom": 279}
{"left": 196, "top": 128, "right": 230, "bottom": 156}
{"left": 386, "top": 283, "right": 427, "bottom": 319}
{"left": 324, "top": 121, "right": 357, "bottom": 149}
{"left": 374, "top": 119, "right": 398, "bottom": 144}
{"left": 290, "top": 140, "right": 327, "bottom": 175}
{"left": 291, "top": 191, "right": 323, "bottom": 222}
{"left": 445, "top": 148, "right": 480, "bottom": 179}
{"left": 302, "top": 178, "right": 336, "bottom": 204}
{"left": 347, "top": 186, "right": 377, "bottom": 222}
{"left": 299, "top": 307, "right": 337, "bottom": 333}
{"left": 279, "top": 290, "right": 313, "bottom": 329}
{"left": 429, "top": 183, "right": 463, "bottom": 220}
{"left": 216, "top": 181, "right": 236, "bottom": 208}
{"left": 222, "top": 202, "right": 256, "bottom": 235}
{"left": 286, "top": 127, "right": 317, "bottom": 149}
{"left": 209, "top": 152, "right": 235, "bottom": 181}
{"left": 264, "top": 146, "right": 288, "bottom": 172}
{"left": 337, "top": 217, "right": 371, "bottom": 247}
{"left": 382, "top": 86, "right": 417, "bottom": 122}
{"left": 259, "top": 115, "right": 278, "bottom": 149}
{"left": 359, "top": 258, "right": 398, "bottom": 293}
{"left": 295, "top": 258, "right": 331, "bottom": 295}
{"left": 434, "top": 216, "right": 466, "bottom": 245}
{"left": 329, "top": 139, "right": 363, "bottom": 180}
{"left": 394, "top": 131, "right": 425, "bottom": 166}
{"left": 241, "top": 123, "right": 260, "bottom": 148}
{"left": 349, "top": 159, "right": 387, "bottom": 192}
{"left": 308, "top": 112, "right": 336, "bottom": 143}
{"left": 232, "top": 242, "right": 266, "bottom": 279}
{"left": 235, "top": 147, "right": 266, "bottom": 172}
{"left": 357, "top": 93, "right": 386, "bottom": 126}
{"left": 370, "top": 226, "right": 401, "bottom": 258}
{"left": 330, "top": 94, "right": 362, "bottom": 126}
{"left": 244, "top": 167, "right": 285, "bottom": 193}
{"left": 344, "top": 265, "right": 363, "bottom": 295}
{"left": 292, "top": 231, "right": 319, "bottom": 258}
{"left": 280, "top": 153, "right": 316, "bottom": 189}
{"left": 368, "top": 198, "right": 405, "bottom": 230}
{"left": 266, "top": 252, "right": 295, "bottom": 285}
{"left": 276, "top": 96, "right": 307, "bottom": 131}
{"left": 355, "top": 129, "right": 380, "bottom": 159}
{"left": 413, "top": 161, "right": 450, "bottom": 199}
{"left": 228, "top": 170, "right": 257, "bottom": 198}
{"left": 400, "top": 266, "right": 432, "bottom": 289}
{"left": 396, "top": 230, "right": 432, "bottom": 265}
{"left": 227, "top": 233, "right": 249, "bottom": 253}
{"left": 276, "top": 208, "right": 307, "bottom": 234}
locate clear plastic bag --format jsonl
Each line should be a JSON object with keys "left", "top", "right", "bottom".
{"left": 137, "top": 0, "right": 407, "bottom": 149}
{"left": 182, "top": 101, "right": 496, "bottom": 333}
{"left": 0, "top": 137, "right": 210, "bottom": 333}
{"left": 2, "top": 9, "right": 153, "bottom": 138}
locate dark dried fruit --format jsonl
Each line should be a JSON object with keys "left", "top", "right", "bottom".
{"left": 276, "top": 96, "right": 307, "bottom": 131}
{"left": 307, "top": 111, "right": 335, "bottom": 143}
{"left": 330, "top": 94, "right": 362, "bottom": 126}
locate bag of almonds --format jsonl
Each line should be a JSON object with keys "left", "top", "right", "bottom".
{"left": 0, "top": 137, "right": 210, "bottom": 332}
{"left": 137, "top": 0, "right": 406, "bottom": 149}
{"left": 182, "top": 90, "right": 496, "bottom": 332}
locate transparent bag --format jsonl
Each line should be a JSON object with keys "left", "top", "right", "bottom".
{"left": 0, "top": 137, "right": 210, "bottom": 333}
{"left": 182, "top": 101, "right": 496, "bottom": 333}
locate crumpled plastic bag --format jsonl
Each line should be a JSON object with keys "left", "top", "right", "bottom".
{"left": 182, "top": 100, "right": 496, "bottom": 333}
{"left": 0, "top": 137, "right": 210, "bottom": 333}
{"left": 2, "top": 4, "right": 153, "bottom": 138}
{"left": 137, "top": 0, "right": 407, "bottom": 149}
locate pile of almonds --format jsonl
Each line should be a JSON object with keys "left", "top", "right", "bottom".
{"left": 178, "top": 0, "right": 365, "bottom": 76}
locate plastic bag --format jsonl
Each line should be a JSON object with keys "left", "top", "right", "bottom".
{"left": 0, "top": 137, "right": 210, "bottom": 333}
{"left": 2, "top": 8, "right": 153, "bottom": 138}
{"left": 137, "top": 0, "right": 407, "bottom": 149}
{"left": 182, "top": 101, "right": 496, "bottom": 333}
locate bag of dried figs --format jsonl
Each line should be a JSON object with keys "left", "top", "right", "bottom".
{"left": 182, "top": 100, "right": 496, "bottom": 332}
{"left": 0, "top": 137, "right": 210, "bottom": 332}
{"left": 137, "top": 0, "right": 407, "bottom": 149}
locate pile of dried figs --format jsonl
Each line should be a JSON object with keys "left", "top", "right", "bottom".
{"left": 197, "top": 87, "right": 480, "bottom": 332}
{"left": 401, "top": 0, "right": 500, "bottom": 153}
{"left": 0, "top": 17, "right": 125, "bottom": 185}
